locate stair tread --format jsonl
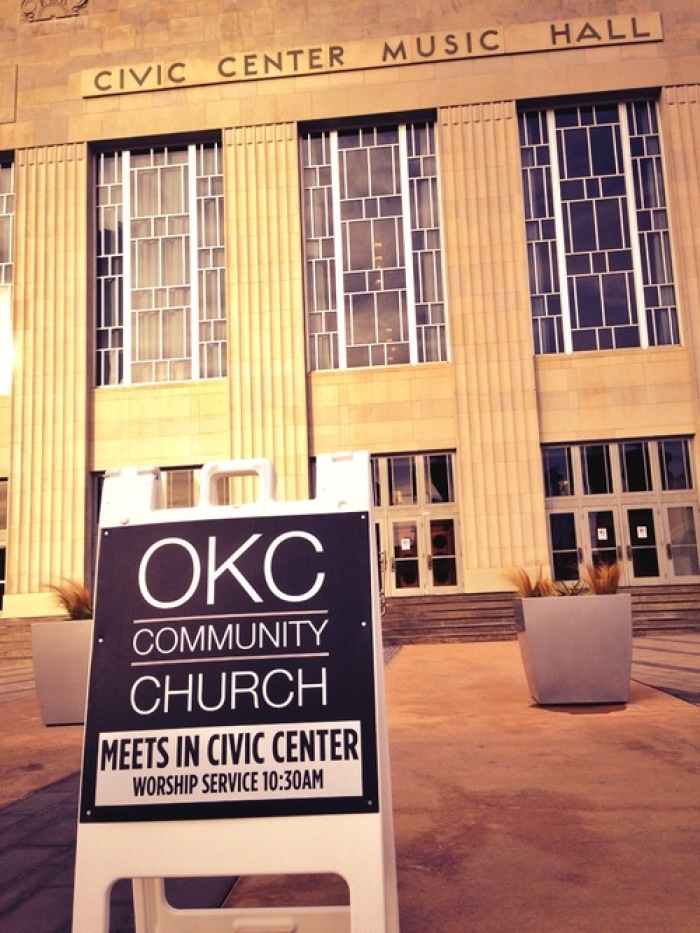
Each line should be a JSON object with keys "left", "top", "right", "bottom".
{"left": 381, "top": 585, "right": 700, "bottom": 644}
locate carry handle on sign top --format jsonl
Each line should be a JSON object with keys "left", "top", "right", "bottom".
{"left": 72, "top": 452, "right": 400, "bottom": 932}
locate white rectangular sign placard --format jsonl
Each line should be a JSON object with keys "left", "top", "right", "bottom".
{"left": 94, "top": 720, "right": 363, "bottom": 807}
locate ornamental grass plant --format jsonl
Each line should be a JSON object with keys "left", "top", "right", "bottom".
{"left": 582, "top": 560, "right": 622, "bottom": 595}
{"left": 504, "top": 566, "right": 558, "bottom": 598}
{"left": 506, "top": 560, "right": 623, "bottom": 598}
{"left": 46, "top": 578, "right": 93, "bottom": 619}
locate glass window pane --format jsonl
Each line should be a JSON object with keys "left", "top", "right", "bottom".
{"left": 430, "top": 518, "right": 457, "bottom": 587}
{"left": 369, "top": 146, "right": 398, "bottom": 197}
{"left": 569, "top": 201, "right": 596, "bottom": 252}
{"left": 133, "top": 167, "right": 159, "bottom": 216}
{"left": 160, "top": 165, "right": 186, "bottom": 214}
{"left": 371, "top": 458, "right": 382, "bottom": 507}
{"left": 543, "top": 447, "right": 574, "bottom": 497}
{"left": 163, "top": 469, "right": 195, "bottom": 508}
{"left": 562, "top": 127, "right": 590, "bottom": 178}
{"left": 388, "top": 456, "right": 417, "bottom": 506}
{"left": 627, "top": 507, "right": 659, "bottom": 577}
{"left": 550, "top": 512, "right": 579, "bottom": 580}
{"left": 621, "top": 442, "right": 652, "bottom": 492}
{"left": 668, "top": 507, "right": 700, "bottom": 576}
{"left": 658, "top": 439, "right": 692, "bottom": 490}
{"left": 392, "top": 522, "right": 420, "bottom": 589}
{"left": 0, "top": 479, "right": 7, "bottom": 530}
{"left": 424, "top": 454, "right": 454, "bottom": 503}
{"left": 342, "top": 148, "right": 370, "bottom": 199}
{"left": 590, "top": 125, "right": 618, "bottom": 175}
{"left": 582, "top": 445, "right": 613, "bottom": 495}
{"left": 588, "top": 509, "right": 619, "bottom": 565}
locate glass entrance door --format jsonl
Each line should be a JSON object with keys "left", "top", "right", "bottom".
{"left": 548, "top": 503, "right": 700, "bottom": 586}
{"left": 587, "top": 509, "right": 620, "bottom": 567}
{"left": 389, "top": 515, "right": 460, "bottom": 595}
{"left": 428, "top": 518, "right": 458, "bottom": 589}
{"left": 544, "top": 439, "right": 700, "bottom": 586}
{"left": 392, "top": 521, "right": 421, "bottom": 591}
{"left": 584, "top": 506, "right": 664, "bottom": 583}
{"left": 664, "top": 506, "right": 700, "bottom": 578}
{"left": 372, "top": 451, "right": 460, "bottom": 597}
{"left": 625, "top": 507, "right": 661, "bottom": 580}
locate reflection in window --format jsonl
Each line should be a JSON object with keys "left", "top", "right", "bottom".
{"left": 429, "top": 518, "right": 457, "bottom": 586}
{"left": 544, "top": 438, "right": 695, "bottom": 501}
{"left": 162, "top": 469, "right": 197, "bottom": 508}
{"left": 621, "top": 442, "right": 652, "bottom": 492}
{"left": 387, "top": 456, "right": 417, "bottom": 506}
{"left": 301, "top": 121, "right": 448, "bottom": 370}
{"left": 582, "top": 444, "right": 613, "bottom": 495}
{"left": 162, "top": 467, "right": 233, "bottom": 508}
{"left": 425, "top": 453, "right": 454, "bottom": 503}
{"left": 371, "top": 458, "right": 382, "bottom": 508}
{"left": 667, "top": 507, "right": 700, "bottom": 575}
{"left": 542, "top": 446, "right": 574, "bottom": 497}
{"left": 373, "top": 451, "right": 455, "bottom": 507}
{"left": 658, "top": 439, "right": 693, "bottom": 490}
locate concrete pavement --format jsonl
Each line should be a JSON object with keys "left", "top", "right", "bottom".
{"left": 1, "top": 635, "right": 699, "bottom": 931}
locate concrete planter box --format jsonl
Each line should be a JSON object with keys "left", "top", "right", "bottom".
{"left": 514, "top": 594, "right": 632, "bottom": 705}
{"left": 31, "top": 619, "right": 93, "bottom": 725}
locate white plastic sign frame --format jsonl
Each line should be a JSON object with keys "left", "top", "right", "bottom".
{"left": 72, "top": 453, "right": 399, "bottom": 932}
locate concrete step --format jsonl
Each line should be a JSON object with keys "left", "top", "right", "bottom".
{"left": 0, "top": 621, "right": 34, "bottom": 660}
{"left": 381, "top": 585, "right": 700, "bottom": 644}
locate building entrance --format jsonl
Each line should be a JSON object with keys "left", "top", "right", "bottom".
{"left": 372, "top": 452, "right": 461, "bottom": 597}
{"left": 545, "top": 439, "right": 700, "bottom": 586}
{"left": 385, "top": 514, "right": 459, "bottom": 594}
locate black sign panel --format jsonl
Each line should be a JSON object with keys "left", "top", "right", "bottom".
{"left": 79, "top": 511, "right": 378, "bottom": 823}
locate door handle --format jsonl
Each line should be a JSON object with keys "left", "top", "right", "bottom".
{"left": 617, "top": 545, "right": 622, "bottom": 560}
{"left": 626, "top": 545, "right": 632, "bottom": 560}
{"left": 666, "top": 543, "right": 672, "bottom": 560}
{"left": 427, "top": 555, "right": 433, "bottom": 570}
{"left": 577, "top": 547, "right": 583, "bottom": 563}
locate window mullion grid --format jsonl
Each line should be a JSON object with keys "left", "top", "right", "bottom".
{"left": 330, "top": 131, "right": 347, "bottom": 370}
{"left": 547, "top": 110, "right": 573, "bottom": 355}
{"left": 188, "top": 144, "right": 200, "bottom": 380}
{"left": 618, "top": 103, "right": 650, "bottom": 350}
{"left": 433, "top": 128, "right": 450, "bottom": 362}
{"left": 654, "top": 105, "right": 683, "bottom": 346}
{"left": 0, "top": 164, "right": 14, "bottom": 285}
{"left": 398, "top": 125, "right": 418, "bottom": 365}
{"left": 122, "top": 150, "right": 133, "bottom": 385}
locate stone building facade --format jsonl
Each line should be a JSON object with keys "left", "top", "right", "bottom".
{"left": 0, "top": 0, "right": 698, "bottom": 617}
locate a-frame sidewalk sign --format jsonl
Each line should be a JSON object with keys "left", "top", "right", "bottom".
{"left": 72, "top": 452, "right": 399, "bottom": 932}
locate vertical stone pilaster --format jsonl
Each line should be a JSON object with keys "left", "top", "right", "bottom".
{"left": 4, "top": 143, "right": 89, "bottom": 616}
{"left": 660, "top": 85, "right": 700, "bottom": 474}
{"left": 439, "top": 103, "right": 548, "bottom": 583}
{"left": 223, "top": 123, "right": 309, "bottom": 502}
